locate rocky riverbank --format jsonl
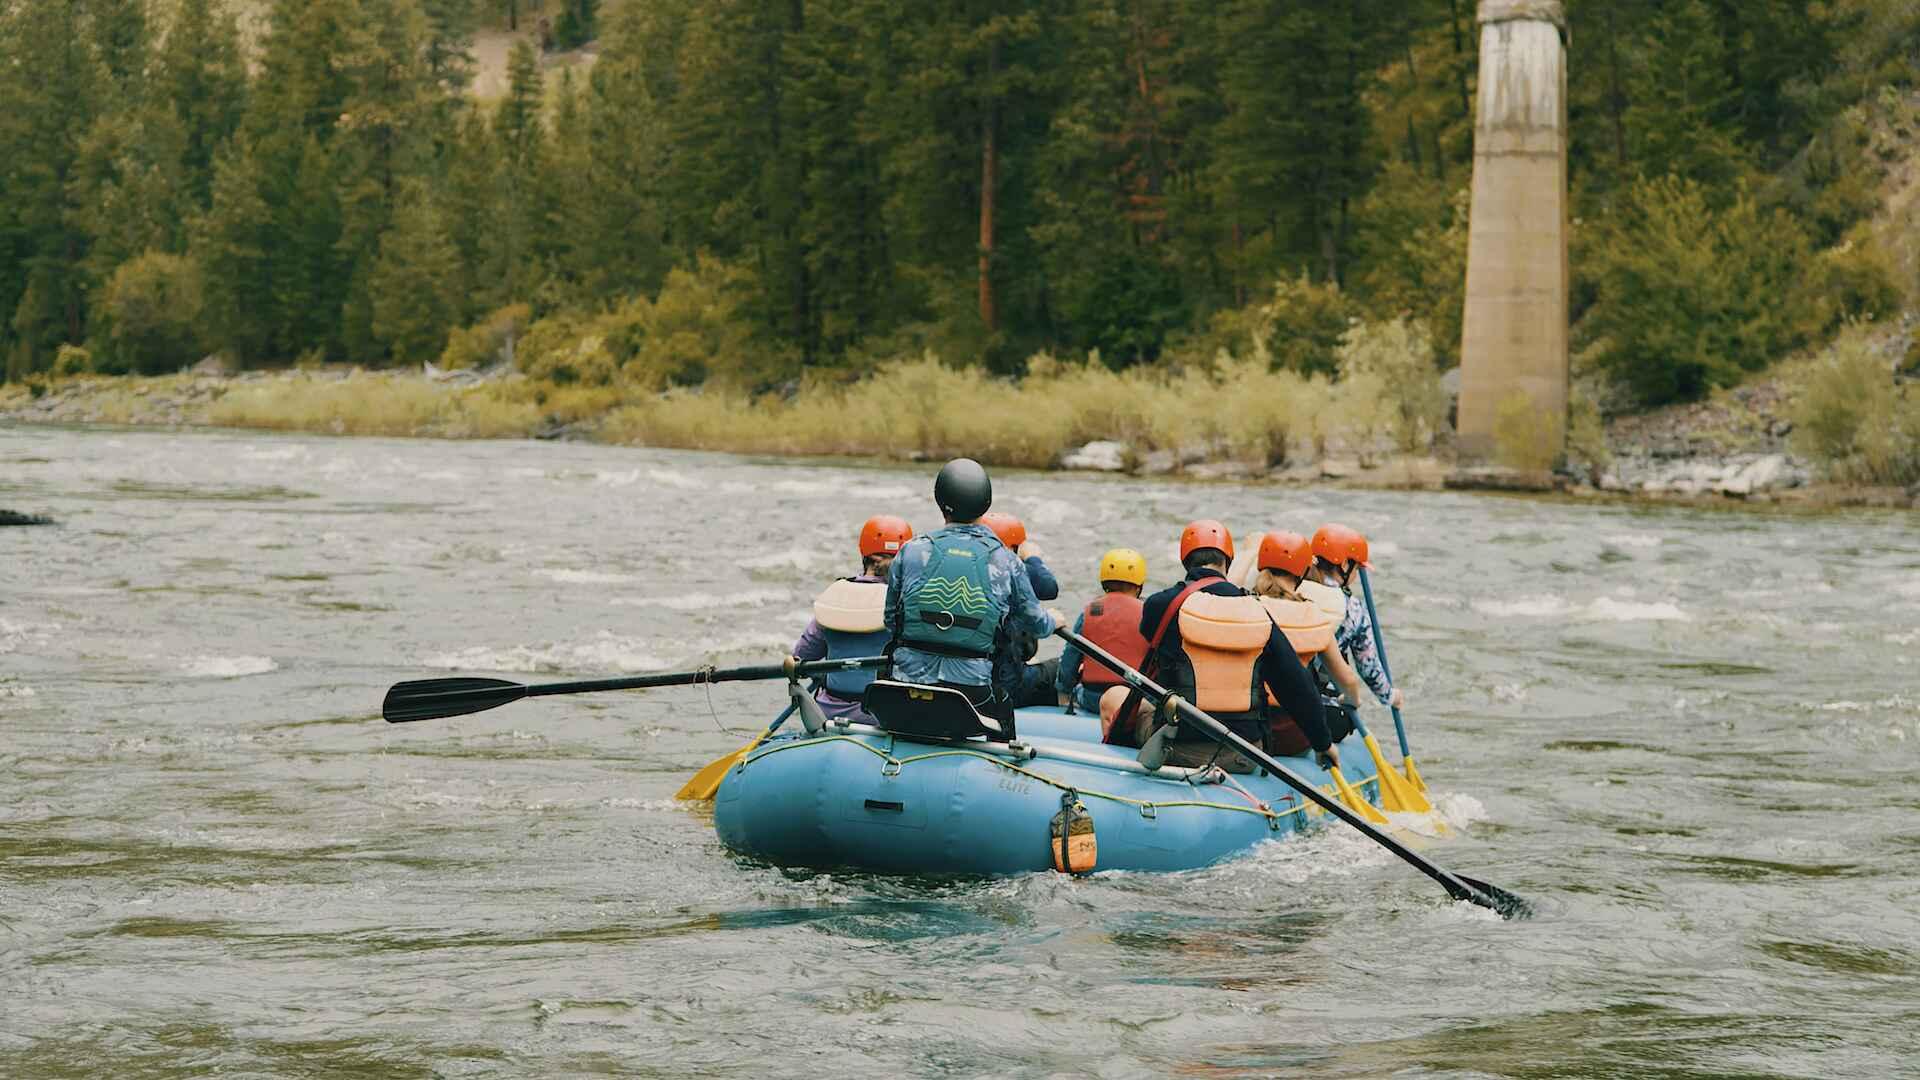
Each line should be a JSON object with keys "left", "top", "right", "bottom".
{"left": 2, "top": 369, "right": 1912, "bottom": 509}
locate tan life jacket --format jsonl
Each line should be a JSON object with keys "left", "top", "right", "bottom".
{"left": 1258, "top": 595, "right": 1334, "bottom": 664}
{"left": 1175, "top": 592, "right": 1271, "bottom": 715}
{"left": 1299, "top": 579, "right": 1349, "bottom": 625}
{"left": 813, "top": 578, "right": 887, "bottom": 633}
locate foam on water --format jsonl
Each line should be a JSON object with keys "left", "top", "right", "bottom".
{"left": 534, "top": 569, "right": 640, "bottom": 585}
{"left": 1885, "top": 630, "right": 1919, "bottom": 646}
{"left": 1602, "top": 532, "right": 1663, "bottom": 549}
{"left": 422, "top": 632, "right": 670, "bottom": 674}
{"left": 1473, "top": 596, "right": 1573, "bottom": 618}
{"left": 1473, "top": 595, "right": 1688, "bottom": 621}
{"left": 180, "top": 655, "right": 278, "bottom": 678}
{"left": 1586, "top": 597, "right": 1689, "bottom": 622}
{"left": 0, "top": 682, "right": 35, "bottom": 699}
{"left": 608, "top": 588, "right": 790, "bottom": 611}
{"left": 0, "top": 618, "right": 58, "bottom": 654}
{"left": 741, "top": 548, "right": 834, "bottom": 571}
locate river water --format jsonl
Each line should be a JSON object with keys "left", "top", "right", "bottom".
{"left": 2, "top": 424, "right": 1916, "bottom": 1078}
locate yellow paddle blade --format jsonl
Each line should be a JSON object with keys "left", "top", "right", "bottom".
{"left": 1364, "top": 734, "right": 1434, "bottom": 814}
{"left": 1330, "top": 767, "right": 1390, "bottom": 825}
{"left": 674, "top": 733, "right": 767, "bottom": 802}
{"left": 1404, "top": 754, "right": 1428, "bottom": 794}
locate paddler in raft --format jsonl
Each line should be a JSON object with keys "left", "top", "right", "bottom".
{"left": 1054, "top": 547, "right": 1150, "bottom": 715}
{"left": 1247, "top": 531, "right": 1369, "bottom": 755}
{"left": 1306, "top": 523, "right": 1406, "bottom": 714}
{"left": 1100, "top": 520, "right": 1333, "bottom": 773}
{"left": 979, "top": 510, "right": 1065, "bottom": 709}
{"left": 885, "top": 459, "right": 1064, "bottom": 741}
{"left": 791, "top": 514, "right": 915, "bottom": 722}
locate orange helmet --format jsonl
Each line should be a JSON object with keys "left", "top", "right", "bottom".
{"left": 1310, "top": 523, "right": 1371, "bottom": 570}
{"left": 1178, "top": 519, "right": 1233, "bottom": 562}
{"left": 858, "top": 515, "right": 914, "bottom": 558}
{"left": 1257, "top": 531, "right": 1313, "bottom": 577}
{"left": 979, "top": 511, "right": 1026, "bottom": 550}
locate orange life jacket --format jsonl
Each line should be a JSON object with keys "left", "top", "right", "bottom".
{"left": 1077, "top": 593, "right": 1147, "bottom": 690}
{"left": 1174, "top": 592, "right": 1271, "bottom": 718}
{"left": 1257, "top": 595, "right": 1334, "bottom": 667}
{"left": 1257, "top": 594, "right": 1335, "bottom": 755}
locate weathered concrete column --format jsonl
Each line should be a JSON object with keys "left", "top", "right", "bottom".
{"left": 1456, "top": 0, "right": 1569, "bottom": 467}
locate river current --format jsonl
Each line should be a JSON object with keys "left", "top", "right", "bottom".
{"left": 2, "top": 425, "right": 1916, "bottom": 1078}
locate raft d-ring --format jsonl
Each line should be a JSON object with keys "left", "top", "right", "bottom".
{"left": 1138, "top": 803, "right": 1157, "bottom": 820}
{"left": 880, "top": 758, "right": 902, "bottom": 777}
{"left": 1264, "top": 809, "right": 1282, "bottom": 831}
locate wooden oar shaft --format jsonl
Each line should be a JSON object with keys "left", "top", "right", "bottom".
{"left": 1057, "top": 627, "right": 1523, "bottom": 917}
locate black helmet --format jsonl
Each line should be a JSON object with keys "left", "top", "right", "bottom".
{"left": 933, "top": 458, "right": 992, "bottom": 522}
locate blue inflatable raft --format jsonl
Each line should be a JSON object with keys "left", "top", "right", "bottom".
{"left": 713, "top": 704, "right": 1381, "bottom": 875}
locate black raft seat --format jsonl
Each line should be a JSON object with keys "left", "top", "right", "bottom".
{"left": 861, "top": 680, "right": 1003, "bottom": 744}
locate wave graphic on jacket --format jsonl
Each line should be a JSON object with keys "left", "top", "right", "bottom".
{"left": 885, "top": 523, "right": 1057, "bottom": 688}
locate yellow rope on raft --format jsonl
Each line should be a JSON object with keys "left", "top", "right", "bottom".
{"left": 740, "top": 734, "right": 1386, "bottom": 825}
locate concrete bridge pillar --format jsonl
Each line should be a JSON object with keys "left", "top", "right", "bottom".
{"left": 1456, "top": 0, "right": 1569, "bottom": 467}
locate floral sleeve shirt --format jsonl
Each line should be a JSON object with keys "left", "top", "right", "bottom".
{"left": 1337, "top": 593, "right": 1394, "bottom": 705}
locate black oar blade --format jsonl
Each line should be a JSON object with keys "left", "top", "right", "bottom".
{"left": 1458, "top": 875, "right": 1533, "bottom": 920}
{"left": 382, "top": 677, "right": 527, "bottom": 723}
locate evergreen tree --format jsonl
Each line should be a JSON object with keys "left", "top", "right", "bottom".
{"left": 1214, "top": 0, "right": 1386, "bottom": 289}
{"left": 154, "top": 0, "right": 248, "bottom": 210}
{"left": 569, "top": 19, "right": 669, "bottom": 303}
{"left": 554, "top": 0, "right": 599, "bottom": 50}
{"left": 421, "top": 0, "right": 479, "bottom": 94}
{"left": 371, "top": 185, "right": 464, "bottom": 361}
{"left": 490, "top": 39, "right": 550, "bottom": 306}
{"left": 92, "top": 0, "right": 150, "bottom": 96}
{"left": 0, "top": 0, "right": 106, "bottom": 375}
{"left": 1626, "top": 0, "right": 1749, "bottom": 188}
{"left": 191, "top": 137, "right": 278, "bottom": 361}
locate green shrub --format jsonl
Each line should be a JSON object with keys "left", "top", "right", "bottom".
{"left": 1584, "top": 175, "right": 1819, "bottom": 406}
{"left": 1565, "top": 387, "right": 1611, "bottom": 475}
{"left": 1790, "top": 326, "right": 1920, "bottom": 485}
{"left": 440, "top": 304, "right": 532, "bottom": 370}
{"left": 53, "top": 344, "right": 94, "bottom": 376}
{"left": 1171, "top": 273, "right": 1358, "bottom": 377}
{"left": 1810, "top": 230, "right": 1905, "bottom": 324}
{"left": 91, "top": 252, "right": 204, "bottom": 376}
{"left": 1334, "top": 318, "right": 1448, "bottom": 452}
{"left": 514, "top": 257, "right": 780, "bottom": 391}
{"left": 627, "top": 256, "right": 781, "bottom": 390}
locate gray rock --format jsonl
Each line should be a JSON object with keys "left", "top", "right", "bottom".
{"left": 1058, "top": 440, "right": 1129, "bottom": 472}
{"left": 1136, "top": 449, "right": 1177, "bottom": 475}
{"left": 1723, "top": 453, "right": 1787, "bottom": 496}
{"left": 1186, "top": 460, "right": 1258, "bottom": 480}
{"left": 1319, "top": 456, "right": 1361, "bottom": 480}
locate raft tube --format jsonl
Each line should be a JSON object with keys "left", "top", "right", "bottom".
{"left": 713, "top": 705, "right": 1381, "bottom": 875}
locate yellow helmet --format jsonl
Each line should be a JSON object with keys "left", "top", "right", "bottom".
{"left": 1098, "top": 547, "right": 1148, "bottom": 587}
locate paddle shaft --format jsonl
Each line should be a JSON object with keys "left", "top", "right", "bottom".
{"left": 1056, "top": 627, "right": 1516, "bottom": 916}
{"left": 519, "top": 657, "right": 882, "bottom": 699}
{"left": 1356, "top": 568, "right": 1412, "bottom": 760}
{"left": 383, "top": 656, "right": 887, "bottom": 723}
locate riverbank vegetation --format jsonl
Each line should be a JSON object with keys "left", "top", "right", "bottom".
{"left": 3, "top": 1, "right": 1919, "bottom": 485}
